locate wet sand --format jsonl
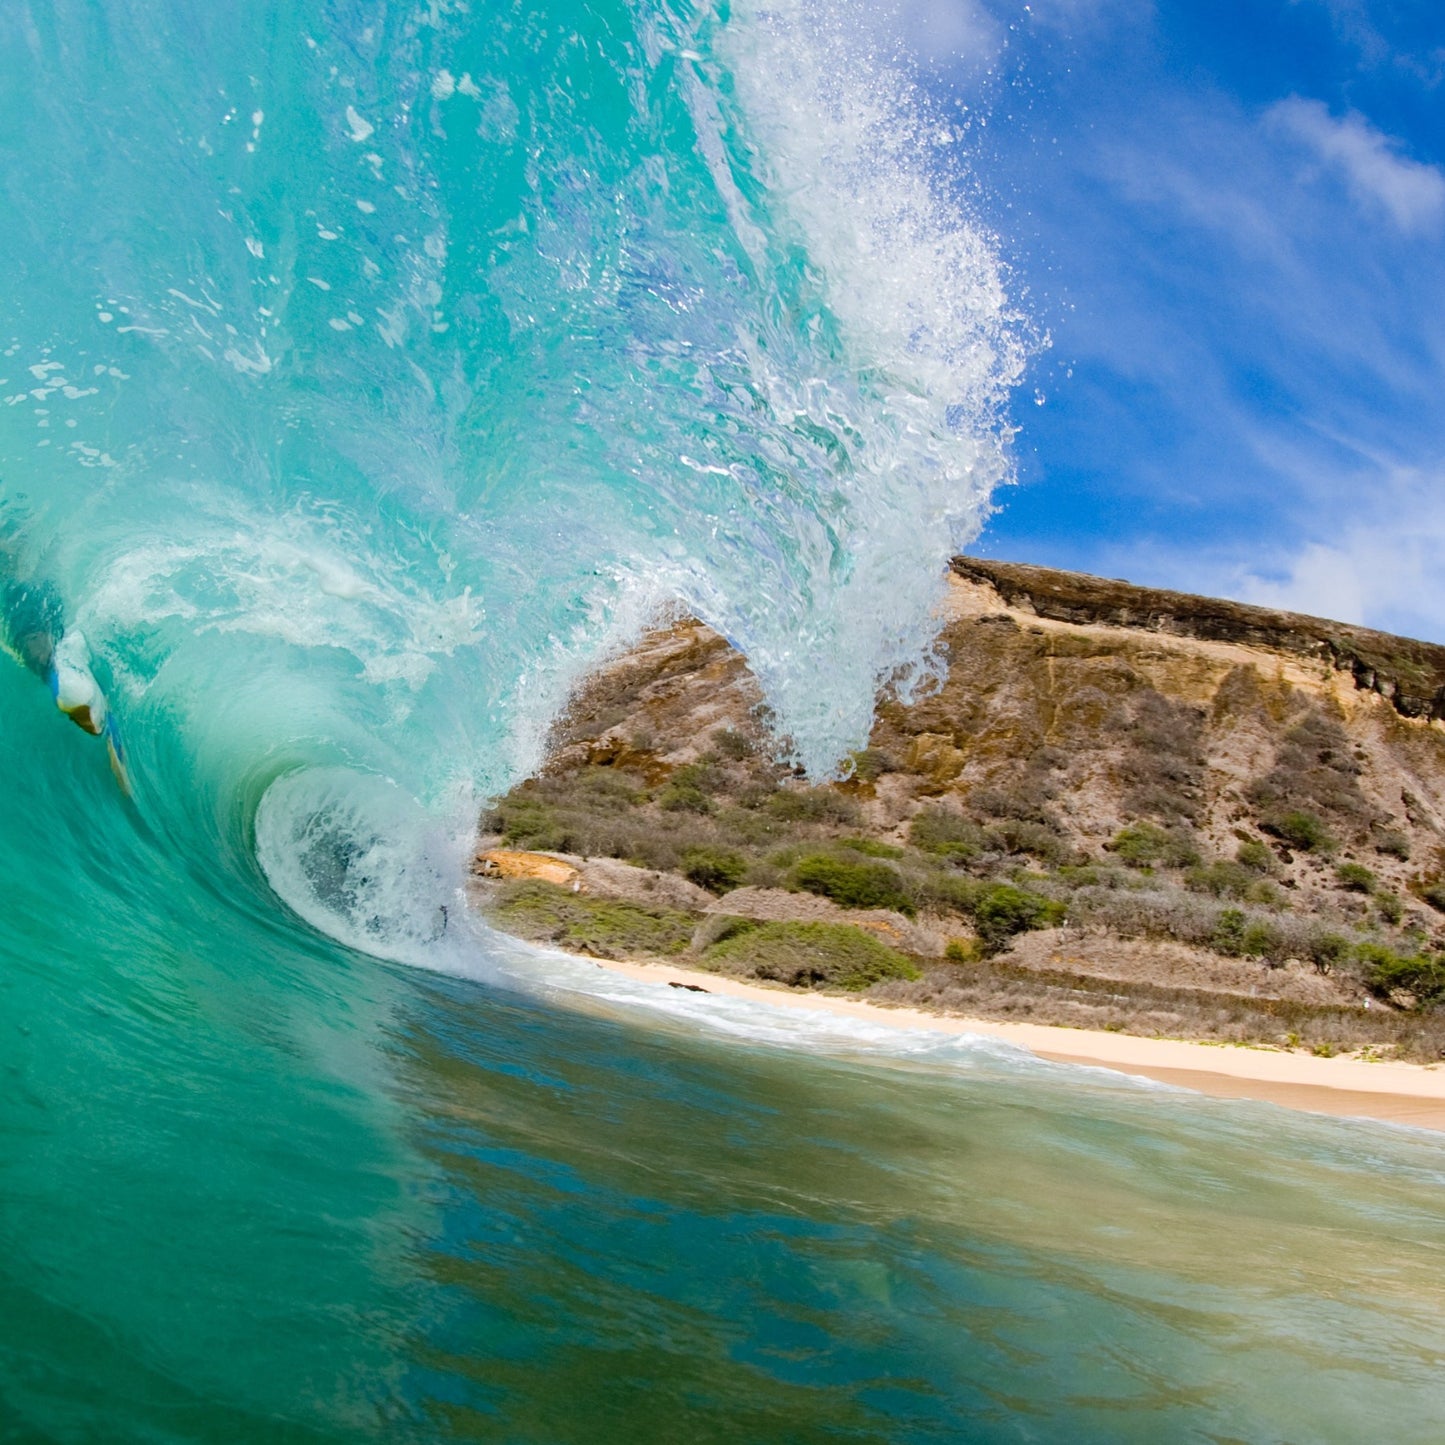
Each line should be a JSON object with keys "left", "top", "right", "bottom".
{"left": 579, "top": 955, "right": 1445, "bottom": 1131}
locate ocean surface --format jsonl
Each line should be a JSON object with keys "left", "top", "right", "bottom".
{"left": 1, "top": 2, "right": 1443, "bottom": 1440}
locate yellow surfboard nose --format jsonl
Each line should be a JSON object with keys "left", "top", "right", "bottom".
{"left": 60, "top": 699, "right": 104, "bottom": 735}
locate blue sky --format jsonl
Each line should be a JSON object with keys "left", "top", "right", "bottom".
{"left": 892, "top": 0, "right": 1445, "bottom": 639}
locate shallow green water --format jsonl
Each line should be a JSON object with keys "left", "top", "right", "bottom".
{"left": 1, "top": 2, "right": 1443, "bottom": 1440}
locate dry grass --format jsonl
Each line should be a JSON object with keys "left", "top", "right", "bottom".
{"left": 872, "top": 958, "right": 1445, "bottom": 1061}
{"left": 485, "top": 880, "right": 695, "bottom": 959}
{"left": 475, "top": 591, "right": 1445, "bottom": 1049}
{"left": 702, "top": 920, "right": 920, "bottom": 991}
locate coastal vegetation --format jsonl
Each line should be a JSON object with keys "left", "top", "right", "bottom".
{"left": 473, "top": 560, "right": 1445, "bottom": 1062}
{"left": 489, "top": 879, "right": 695, "bottom": 959}
{"left": 703, "top": 920, "right": 919, "bottom": 991}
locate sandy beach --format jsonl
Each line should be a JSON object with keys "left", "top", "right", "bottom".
{"left": 578, "top": 955, "right": 1445, "bottom": 1131}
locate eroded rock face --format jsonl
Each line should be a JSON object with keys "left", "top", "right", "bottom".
{"left": 484, "top": 559, "right": 1445, "bottom": 917}
{"left": 471, "top": 556, "right": 1445, "bottom": 1057}
{"left": 871, "top": 565, "right": 1445, "bottom": 891}
{"left": 953, "top": 556, "right": 1445, "bottom": 721}
{"left": 475, "top": 849, "right": 582, "bottom": 888}
{"left": 542, "top": 619, "right": 772, "bottom": 782}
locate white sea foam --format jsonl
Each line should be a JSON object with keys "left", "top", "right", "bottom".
{"left": 81, "top": 501, "right": 485, "bottom": 697}
{"left": 651, "top": 0, "right": 1031, "bottom": 775}
{"left": 255, "top": 765, "right": 477, "bottom": 969}
{"left": 417, "top": 923, "right": 1193, "bottom": 1106}
{"left": 344, "top": 105, "right": 375, "bottom": 143}
{"left": 243, "top": 762, "right": 1173, "bottom": 1094}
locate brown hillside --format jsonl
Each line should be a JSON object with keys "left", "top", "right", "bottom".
{"left": 471, "top": 558, "right": 1445, "bottom": 1060}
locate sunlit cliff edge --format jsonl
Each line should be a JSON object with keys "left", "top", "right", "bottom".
{"left": 471, "top": 557, "right": 1445, "bottom": 1062}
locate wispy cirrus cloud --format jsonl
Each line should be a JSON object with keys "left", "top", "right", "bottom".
{"left": 1049, "top": 459, "right": 1445, "bottom": 642}
{"left": 883, "top": 0, "right": 1153, "bottom": 72}
{"left": 1291, "top": 0, "right": 1392, "bottom": 68}
{"left": 1226, "top": 463, "right": 1445, "bottom": 640}
{"left": 891, "top": 0, "right": 1003, "bottom": 62}
{"left": 1290, "top": 0, "right": 1445, "bottom": 85}
{"left": 946, "top": 2, "right": 1445, "bottom": 638}
{"left": 1267, "top": 97, "right": 1445, "bottom": 234}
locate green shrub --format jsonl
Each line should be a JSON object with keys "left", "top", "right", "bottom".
{"left": 671, "top": 761, "right": 723, "bottom": 792}
{"left": 680, "top": 846, "right": 747, "bottom": 894}
{"left": 488, "top": 881, "right": 694, "bottom": 959}
{"left": 1376, "top": 829, "right": 1412, "bottom": 861}
{"left": 1354, "top": 941, "right": 1397, "bottom": 971}
{"left": 691, "top": 914, "right": 758, "bottom": 949}
{"left": 655, "top": 763, "right": 722, "bottom": 814}
{"left": 1421, "top": 882, "right": 1445, "bottom": 914}
{"left": 1248, "top": 709, "right": 1376, "bottom": 841}
{"left": 909, "top": 808, "right": 987, "bottom": 859}
{"left": 847, "top": 748, "right": 895, "bottom": 783}
{"left": 713, "top": 729, "right": 754, "bottom": 760}
{"left": 571, "top": 766, "right": 647, "bottom": 808}
{"left": 1210, "top": 908, "right": 1251, "bottom": 957}
{"left": 1361, "top": 947, "right": 1445, "bottom": 1010}
{"left": 704, "top": 920, "right": 919, "bottom": 991}
{"left": 1236, "top": 839, "right": 1276, "bottom": 872}
{"left": 741, "top": 857, "right": 784, "bottom": 889}
{"left": 1261, "top": 810, "right": 1334, "bottom": 852}
{"left": 1376, "top": 891, "right": 1404, "bottom": 925}
{"left": 693, "top": 913, "right": 762, "bottom": 947}
{"left": 838, "top": 836, "right": 905, "bottom": 859}
{"left": 1245, "top": 879, "right": 1286, "bottom": 908}
{"left": 916, "top": 873, "right": 984, "bottom": 914}
{"left": 1109, "top": 822, "right": 1200, "bottom": 869}
{"left": 706, "top": 804, "right": 781, "bottom": 847}
{"left": 788, "top": 854, "right": 915, "bottom": 916}
{"left": 944, "top": 938, "right": 983, "bottom": 964}
{"left": 985, "top": 819, "right": 1071, "bottom": 865}
{"left": 1187, "top": 859, "right": 1286, "bottom": 909}
{"left": 492, "top": 799, "right": 571, "bottom": 851}
{"left": 765, "top": 787, "right": 859, "bottom": 825}
{"left": 1209, "top": 908, "right": 1287, "bottom": 960}
{"left": 1185, "top": 860, "right": 1257, "bottom": 899}
{"left": 1240, "top": 919, "right": 1287, "bottom": 962}
{"left": 1305, "top": 930, "right": 1351, "bottom": 973}
{"left": 970, "top": 884, "right": 1066, "bottom": 952}
{"left": 658, "top": 782, "right": 714, "bottom": 814}
{"left": 1335, "top": 862, "right": 1375, "bottom": 893}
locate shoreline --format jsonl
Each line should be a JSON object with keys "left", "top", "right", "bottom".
{"left": 569, "top": 953, "right": 1445, "bottom": 1132}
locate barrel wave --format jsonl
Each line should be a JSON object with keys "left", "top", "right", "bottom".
{"left": 2, "top": 3, "right": 1444, "bottom": 1442}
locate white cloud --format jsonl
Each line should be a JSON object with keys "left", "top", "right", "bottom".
{"left": 1233, "top": 467, "right": 1445, "bottom": 641}
{"left": 868, "top": 0, "right": 1150, "bottom": 74}
{"left": 1056, "top": 449, "right": 1445, "bottom": 644}
{"left": 1030, "top": 0, "right": 1153, "bottom": 22}
{"left": 859, "top": 0, "right": 1004, "bottom": 67}
{"left": 1268, "top": 96, "right": 1445, "bottom": 234}
{"left": 1292, "top": 0, "right": 1391, "bottom": 67}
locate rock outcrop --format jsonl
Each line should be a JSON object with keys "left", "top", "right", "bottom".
{"left": 953, "top": 556, "right": 1445, "bottom": 721}
{"left": 471, "top": 557, "right": 1445, "bottom": 1059}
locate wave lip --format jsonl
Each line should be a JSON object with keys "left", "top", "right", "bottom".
{"left": 254, "top": 765, "right": 464, "bottom": 967}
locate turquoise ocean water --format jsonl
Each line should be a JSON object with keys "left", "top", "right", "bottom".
{"left": 1, "top": 2, "right": 1443, "bottom": 1440}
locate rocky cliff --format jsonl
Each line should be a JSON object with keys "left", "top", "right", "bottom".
{"left": 953, "top": 557, "right": 1445, "bottom": 721}
{"left": 471, "top": 558, "right": 1445, "bottom": 1060}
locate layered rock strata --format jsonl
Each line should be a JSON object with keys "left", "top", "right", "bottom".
{"left": 471, "top": 558, "right": 1445, "bottom": 1060}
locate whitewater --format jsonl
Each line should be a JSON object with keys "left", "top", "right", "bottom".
{"left": 2, "top": 2, "right": 1443, "bottom": 1441}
